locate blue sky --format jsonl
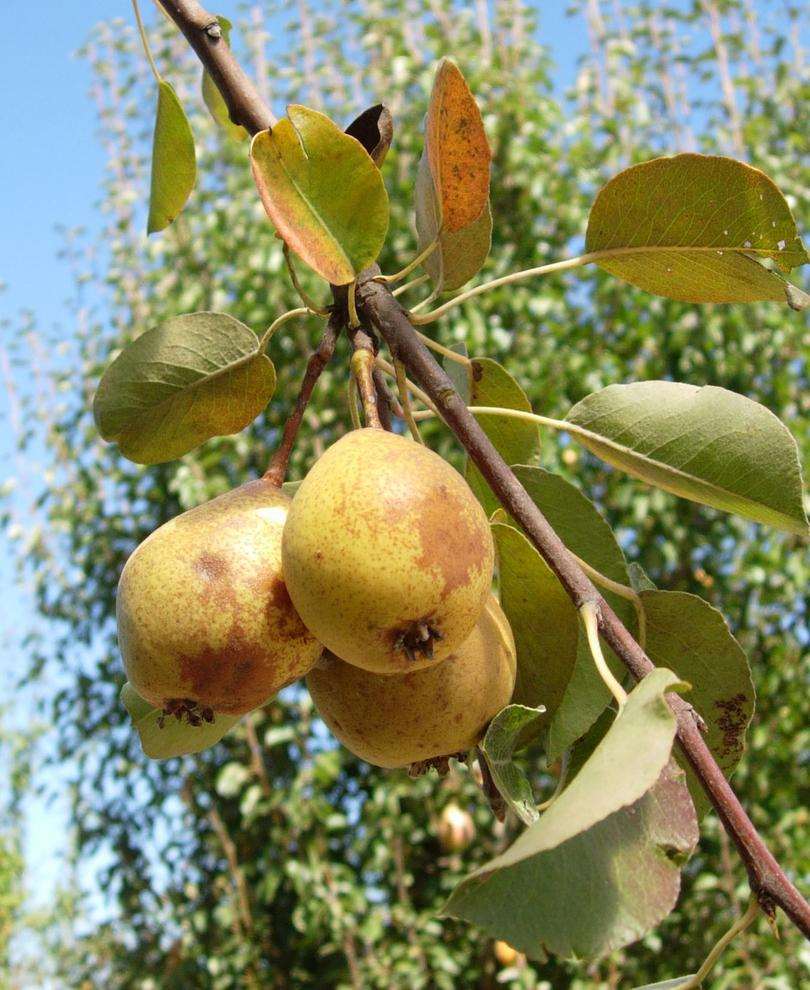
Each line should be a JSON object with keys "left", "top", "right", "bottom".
{"left": 0, "top": 0, "right": 587, "bottom": 944}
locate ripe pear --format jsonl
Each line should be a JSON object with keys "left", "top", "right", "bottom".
{"left": 306, "top": 595, "right": 516, "bottom": 768}
{"left": 117, "top": 480, "right": 322, "bottom": 718}
{"left": 282, "top": 428, "right": 494, "bottom": 674}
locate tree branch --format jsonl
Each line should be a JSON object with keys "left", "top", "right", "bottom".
{"left": 157, "top": 0, "right": 810, "bottom": 940}
{"left": 263, "top": 313, "right": 339, "bottom": 486}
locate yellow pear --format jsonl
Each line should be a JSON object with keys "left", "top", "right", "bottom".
{"left": 306, "top": 595, "right": 516, "bottom": 768}
{"left": 117, "top": 480, "right": 322, "bottom": 719}
{"left": 282, "top": 428, "right": 494, "bottom": 673}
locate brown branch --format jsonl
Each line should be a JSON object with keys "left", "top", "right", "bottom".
{"left": 358, "top": 276, "right": 810, "bottom": 938}
{"left": 263, "top": 313, "right": 339, "bottom": 486}
{"left": 156, "top": 0, "right": 810, "bottom": 941}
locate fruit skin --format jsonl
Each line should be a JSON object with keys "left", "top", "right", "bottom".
{"left": 117, "top": 480, "right": 322, "bottom": 716}
{"left": 437, "top": 802, "right": 475, "bottom": 853}
{"left": 282, "top": 428, "right": 494, "bottom": 674}
{"left": 306, "top": 595, "right": 516, "bottom": 768}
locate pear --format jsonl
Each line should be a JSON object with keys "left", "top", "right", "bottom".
{"left": 306, "top": 595, "right": 516, "bottom": 768}
{"left": 282, "top": 428, "right": 494, "bottom": 674}
{"left": 117, "top": 480, "right": 322, "bottom": 719}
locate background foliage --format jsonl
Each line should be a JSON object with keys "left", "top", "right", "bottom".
{"left": 2, "top": 1, "right": 808, "bottom": 986}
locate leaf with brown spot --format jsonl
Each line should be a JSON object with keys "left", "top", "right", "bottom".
{"left": 640, "top": 590, "right": 755, "bottom": 817}
{"left": 250, "top": 105, "right": 389, "bottom": 284}
{"left": 424, "top": 58, "right": 491, "bottom": 233}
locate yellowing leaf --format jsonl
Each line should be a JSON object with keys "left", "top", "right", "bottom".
{"left": 250, "top": 105, "right": 389, "bottom": 284}
{"left": 94, "top": 312, "right": 276, "bottom": 464}
{"left": 147, "top": 81, "right": 197, "bottom": 234}
{"left": 586, "top": 154, "right": 808, "bottom": 305}
{"left": 425, "top": 58, "right": 491, "bottom": 233}
{"left": 415, "top": 154, "right": 492, "bottom": 292}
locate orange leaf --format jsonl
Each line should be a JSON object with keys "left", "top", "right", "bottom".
{"left": 425, "top": 59, "right": 491, "bottom": 233}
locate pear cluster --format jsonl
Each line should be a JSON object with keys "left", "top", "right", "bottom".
{"left": 117, "top": 428, "right": 516, "bottom": 767}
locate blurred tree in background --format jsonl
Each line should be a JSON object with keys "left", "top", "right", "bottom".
{"left": 2, "top": 1, "right": 808, "bottom": 986}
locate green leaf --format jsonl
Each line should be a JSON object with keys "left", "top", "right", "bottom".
{"left": 250, "top": 105, "right": 389, "bottom": 284}
{"left": 566, "top": 381, "right": 808, "bottom": 535}
{"left": 201, "top": 17, "right": 248, "bottom": 142}
{"left": 506, "top": 466, "right": 635, "bottom": 759}
{"left": 446, "top": 670, "right": 698, "bottom": 960}
{"left": 444, "top": 343, "right": 470, "bottom": 403}
{"left": 121, "top": 683, "right": 239, "bottom": 760}
{"left": 480, "top": 705, "right": 546, "bottom": 826}
{"left": 493, "top": 523, "right": 578, "bottom": 739}
{"left": 547, "top": 620, "right": 625, "bottom": 762}
{"left": 147, "top": 81, "right": 197, "bottom": 234}
{"left": 465, "top": 360, "right": 539, "bottom": 515}
{"left": 94, "top": 312, "right": 276, "bottom": 464}
{"left": 641, "top": 590, "right": 755, "bottom": 817}
{"left": 415, "top": 154, "right": 492, "bottom": 292}
{"left": 585, "top": 153, "right": 808, "bottom": 305}
{"left": 628, "top": 561, "right": 657, "bottom": 592}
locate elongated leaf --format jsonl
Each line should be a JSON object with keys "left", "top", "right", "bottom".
{"left": 566, "top": 381, "right": 808, "bottom": 535}
{"left": 506, "top": 466, "right": 634, "bottom": 758}
{"left": 94, "top": 312, "right": 276, "bottom": 464}
{"left": 465, "top": 360, "right": 539, "bottom": 515}
{"left": 415, "top": 153, "right": 492, "bottom": 292}
{"left": 586, "top": 154, "right": 808, "bottom": 305}
{"left": 547, "top": 620, "right": 625, "bottom": 762}
{"left": 641, "top": 590, "right": 755, "bottom": 817}
{"left": 121, "top": 683, "right": 239, "bottom": 760}
{"left": 147, "top": 81, "right": 196, "bottom": 234}
{"left": 446, "top": 671, "right": 698, "bottom": 960}
{"left": 201, "top": 17, "right": 248, "bottom": 142}
{"left": 424, "top": 58, "right": 491, "bottom": 233}
{"left": 493, "top": 523, "right": 578, "bottom": 734}
{"left": 250, "top": 106, "right": 389, "bottom": 284}
{"left": 480, "top": 705, "right": 546, "bottom": 826}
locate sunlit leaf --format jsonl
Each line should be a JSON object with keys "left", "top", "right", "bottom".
{"left": 201, "top": 17, "right": 248, "bottom": 142}
{"left": 566, "top": 381, "right": 808, "bottom": 535}
{"left": 446, "top": 671, "right": 698, "bottom": 960}
{"left": 415, "top": 154, "right": 492, "bottom": 292}
{"left": 586, "top": 154, "right": 808, "bottom": 305}
{"left": 424, "top": 58, "right": 491, "bottom": 233}
{"left": 464, "top": 360, "right": 539, "bottom": 515}
{"left": 250, "top": 105, "right": 389, "bottom": 284}
{"left": 641, "top": 590, "right": 755, "bottom": 817}
{"left": 480, "top": 705, "right": 545, "bottom": 825}
{"left": 147, "top": 80, "right": 197, "bottom": 234}
{"left": 493, "top": 523, "right": 578, "bottom": 740}
{"left": 121, "top": 683, "right": 239, "bottom": 760}
{"left": 632, "top": 978, "right": 696, "bottom": 989}
{"left": 94, "top": 312, "right": 276, "bottom": 464}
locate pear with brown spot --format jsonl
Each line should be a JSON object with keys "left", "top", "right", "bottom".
{"left": 282, "top": 428, "right": 495, "bottom": 673}
{"left": 117, "top": 480, "right": 322, "bottom": 719}
{"left": 306, "top": 595, "right": 516, "bottom": 768}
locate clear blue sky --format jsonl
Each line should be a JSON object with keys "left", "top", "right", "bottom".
{"left": 0, "top": 0, "right": 586, "bottom": 941}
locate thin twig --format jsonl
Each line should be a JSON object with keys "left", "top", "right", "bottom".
{"left": 349, "top": 327, "right": 382, "bottom": 429}
{"left": 263, "top": 313, "right": 339, "bottom": 486}
{"left": 394, "top": 358, "right": 423, "bottom": 443}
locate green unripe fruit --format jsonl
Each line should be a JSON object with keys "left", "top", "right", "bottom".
{"left": 306, "top": 595, "right": 516, "bottom": 768}
{"left": 117, "top": 480, "right": 322, "bottom": 718}
{"left": 282, "top": 428, "right": 494, "bottom": 674}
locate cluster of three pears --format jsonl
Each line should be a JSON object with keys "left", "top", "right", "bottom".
{"left": 117, "top": 429, "right": 515, "bottom": 766}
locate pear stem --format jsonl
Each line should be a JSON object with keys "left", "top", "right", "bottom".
{"left": 349, "top": 327, "right": 383, "bottom": 429}
{"left": 263, "top": 313, "right": 339, "bottom": 487}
